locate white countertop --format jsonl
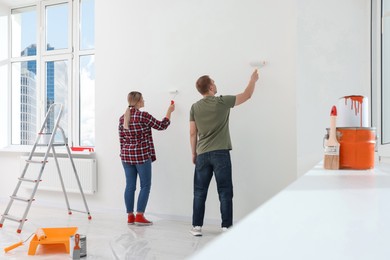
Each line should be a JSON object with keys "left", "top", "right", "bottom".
{"left": 190, "top": 162, "right": 390, "bottom": 260}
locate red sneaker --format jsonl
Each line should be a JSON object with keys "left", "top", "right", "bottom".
{"left": 135, "top": 213, "right": 153, "bottom": 226}
{"left": 128, "top": 213, "right": 135, "bottom": 225}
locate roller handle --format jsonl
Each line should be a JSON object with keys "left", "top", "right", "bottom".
{"left": 171, "top": 100, "right": 174, "bottom": 105}
{"left": 4, "top": 241, "right": 23, "bottom": 253}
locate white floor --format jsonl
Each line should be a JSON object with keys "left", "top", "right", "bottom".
{"left": 0, "top": 203, "right": 221, "bottom": 259}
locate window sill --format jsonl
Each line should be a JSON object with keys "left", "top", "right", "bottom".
{"left": 0, "top": 145, "right": 95, "bottom": 158}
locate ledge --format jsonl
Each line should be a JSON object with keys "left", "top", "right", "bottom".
{"left": 0, "top": 145, "right": 95, "bottom": 158}
{"left": 191, "top": 161, "right": 390, "bottom": 259}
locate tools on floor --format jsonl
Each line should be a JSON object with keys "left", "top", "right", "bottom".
{"left": 72, "top": 234, "right": 81, "bottom": 259}
{"left": 3, "top": 228, "right": 49, "bottom": 253}
{"left": 70, "top": 233, "right": 87, "bottom": 258}
{"left": 3, "top": 232, "right": 35, "bottom": 253}
{"left": 3, "top": 227, "right": 87, "bottom": 258}
{"left": 27, "top": 226, "right": 78, "bottom": 255}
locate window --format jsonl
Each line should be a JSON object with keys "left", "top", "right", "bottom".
{"left": 372, "top": 0, "right": 390, "bottom": 157}
{"left": 9, "top": 0, "right": 95, "bottom": 147}
{"left": 382, "top": 0, "right": 390, "bottom": 144}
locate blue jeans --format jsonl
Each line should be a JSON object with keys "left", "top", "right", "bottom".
{"left": 122, "top": 159, "right": 152, "bottom": 213}
{"left": 192, "top": 150, "right": 233, "bottom": 228}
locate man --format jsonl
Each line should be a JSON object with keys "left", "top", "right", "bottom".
{"left": 189, "top": 69, "right": 259, "bottom": 236}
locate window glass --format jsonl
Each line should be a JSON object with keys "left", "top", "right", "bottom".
{"left": 12, "top": 61, "right": 37, "bottom": 145}
{"left": 11, "top": 6, "right": 37, "bottom": 57}
{"left": 45, "top": 60, "right": 69, "bottom": 140}
{"left": 80, "top": 0, "right": 95, "bottom": 50}
{"left": 46, "top": 3, "right": 68, "bottom": 51}
{"left": 79, "top": 55, "right": 95, "bottom": 146}
{"left": 382, "top": 0, "right": 390, "bottom": 143}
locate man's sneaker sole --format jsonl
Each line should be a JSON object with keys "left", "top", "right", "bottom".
{"left": 189, "top": 230, "right": 202, "bottom": 236}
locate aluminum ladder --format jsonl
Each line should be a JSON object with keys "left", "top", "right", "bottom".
{"left": 0, "top": 103, "right": 92, "bottom": 233}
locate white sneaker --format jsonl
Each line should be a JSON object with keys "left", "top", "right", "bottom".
{"left": 190, "top": 226, "right": 202, "bottom": 236}
{"left": 221, "top": 227, "right": 229, "bottom": 232}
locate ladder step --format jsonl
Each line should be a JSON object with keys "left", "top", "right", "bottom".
{"left": 69, "top": 208, "right": 90, "bottom": 214}
{"left": 10, "top": 195, "right": 34, "bottom": 202}
{"left": 18, "top": 177, "right": 40, "bottom": 183}
{"left": 26, "top": 160, "right": 48, "bottom": 164}
{"left": 2, "top": 214, "right": 26, "bottom": 223}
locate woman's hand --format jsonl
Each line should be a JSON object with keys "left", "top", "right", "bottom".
{"left": 168, "top": 103, "right": 175, "bottom": 113}
{"left": 166, "top": 102, "right": 175, "bottom": 119}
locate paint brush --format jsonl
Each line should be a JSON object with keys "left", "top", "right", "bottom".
{"left": 324, "top": 106, "right": 340, "bottom": 170}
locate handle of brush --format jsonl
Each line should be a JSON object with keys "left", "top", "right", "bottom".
{"left": 4, "top": 241, "right": 23, "bottom": 253}
{"left": 327, "top": 116, "right": 339, "bottom": 146}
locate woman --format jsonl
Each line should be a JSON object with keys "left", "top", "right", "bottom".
{"left": 119, "top": 91, "right": 175, "bottom": 225}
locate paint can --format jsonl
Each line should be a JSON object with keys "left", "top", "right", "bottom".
{"left": 70, "top": 234, "right": 87, "bottom": 258}
{"left": 337, "top": 95, "right": 369, "bottom": 127}
{"left": 325, "top": 127, "right": 376, "bottom": 169}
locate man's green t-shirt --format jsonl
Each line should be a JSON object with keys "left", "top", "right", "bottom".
{"left": 190, "top": 95, "right": 236, "bottom": 155}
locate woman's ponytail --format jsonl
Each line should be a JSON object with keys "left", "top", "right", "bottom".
{"left": 124, "top": 106, "right": 131, "bottom": 129}
{"left": 124, "top": 91, "right": 142, "bottom": 129}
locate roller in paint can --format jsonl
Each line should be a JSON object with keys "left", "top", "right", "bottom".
{"left": 70, "top": 233, "right": 87, "bottom": 258}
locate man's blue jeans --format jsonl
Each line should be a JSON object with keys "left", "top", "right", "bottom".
{"left": 122, "top": 159, "right": 152, "bottom": 213}
{"left": 192, "top": 150, "right": 233, "bottom": 228}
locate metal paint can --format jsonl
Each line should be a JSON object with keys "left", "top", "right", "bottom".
{"left": 325, "top": 127, "right": 376, "bottom": 169}
{"left": 70, "top": 234, "right": 87, "bottom": 258}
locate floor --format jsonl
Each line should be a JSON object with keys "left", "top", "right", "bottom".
{"left": 0, "top": 203, "right": 221, "bottom": 259}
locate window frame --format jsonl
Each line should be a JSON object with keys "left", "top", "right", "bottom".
{"left": 7, "top": 0, "right": 95, "bottom": 148}
{"left": 372, "top": 0, "right": 390, "bottom": 157}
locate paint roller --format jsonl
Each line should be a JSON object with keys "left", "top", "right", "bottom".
{"left": 169, "top": 89, "right": 178, "bottom": 105}
{"left": 3, "top": 228, "right": 47, "bottom": 253}
{"left": 249, "top": 61, "right": 267, "bottom": 71}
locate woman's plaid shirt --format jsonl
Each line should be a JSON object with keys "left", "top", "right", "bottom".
{"left": 119, "top": 109, "right": 170, "bottom": 164}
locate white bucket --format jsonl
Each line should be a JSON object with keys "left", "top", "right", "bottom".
{"left": 337, "top": 95, "right": 369, "bottom": 127}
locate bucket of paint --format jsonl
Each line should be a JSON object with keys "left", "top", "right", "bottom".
{"left": 70, "top": 234, "right": 87, "bottom": 257}
{"left": 325, "top": 127, "right": 376, "bottom": 169}
{"left": 337, "top": 95, "right": 369, "bottom": 127}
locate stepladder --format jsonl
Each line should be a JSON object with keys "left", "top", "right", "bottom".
{"left": 0, "top": 103, "right": 92, "bottom": 233}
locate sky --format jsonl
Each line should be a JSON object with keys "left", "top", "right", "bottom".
{"left": 18, "top": 0, "right": 94, "bottom": 52}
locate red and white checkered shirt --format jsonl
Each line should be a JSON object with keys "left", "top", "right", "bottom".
{"left": 119, "top": 109, "right": 170, "bottom": 164}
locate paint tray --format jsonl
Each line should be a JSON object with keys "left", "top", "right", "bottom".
{"left": 28, "top": 227, "right": 78, "bottom": 255}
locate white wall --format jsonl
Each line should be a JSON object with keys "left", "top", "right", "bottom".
{"left": 95, "top": 0, "right": 297, "bottom": 221}
{"left": 297, "top": 0, "right": 371, "bottom": 175}
{"left": 0, "top": 0, "right": 370, "bottom": 223}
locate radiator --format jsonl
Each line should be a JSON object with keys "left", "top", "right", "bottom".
{"left": 20, "top": 156, "right": 97, "bottom": 194}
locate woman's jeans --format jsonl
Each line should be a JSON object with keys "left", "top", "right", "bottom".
{"left": 122, "top": 159, "right": 152, "bottom": 213}
{"left": 192, "top": 150, "right": 233, "bottom": 228}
